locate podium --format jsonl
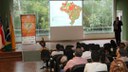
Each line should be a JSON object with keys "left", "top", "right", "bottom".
{"left": 21, "top": 44, "right": 42, "bottom": 62}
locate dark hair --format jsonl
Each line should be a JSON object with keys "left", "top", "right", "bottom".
{"left": 76, "top": 42, "right": 81, "bottom": 48}
{"left": 98, "top": 49, "right": 106, "bottom": 63}
{"left": 81, "top": 43, "right": 89, "bottom": 51}
{"left": 59, "top": 45, "right": 64, "bottom": 51}
{"left": 84, "top": 46, "right": 89, "bottom": 51}
{"left": 110, "top": 40, "right": 117, "bottom": 48}
{"left": 65, "top": 45, "right": 74, "bottom": 50}
{"left": 91, "top": 50, "right": 100, "bottom": 62}
{"left": 64, "top": 45, "right": 74, "bottom": 60}
{"left": 75, "top": 48, "right": 83, "bottom": 57}
{"left": 119, "top": 42, "right": 125, "bottom": 49}
{"left": 56, "top": 44, "right": 61, "bottom": 50}
{"left": 103, "top": 43, "right": 111, "bottom": 53}
{"left": 116, "top": 17, "right": 119, "bottom": 20}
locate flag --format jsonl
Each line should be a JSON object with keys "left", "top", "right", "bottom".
{"left": 0, "top": 22, "right": 6, "bottom": 49}
{"left": 3, "top": 14, "right": 16, "bottom": 51}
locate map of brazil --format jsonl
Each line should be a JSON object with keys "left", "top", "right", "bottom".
{"left": 60, "top": 1, "right": 82, "bottom": 25}
{"left": 50, "top": 1, "right": 82, "bottom": 27}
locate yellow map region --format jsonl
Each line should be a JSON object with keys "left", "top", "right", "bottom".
{"left": 60, "top": 1, "right": 82, "bottom": 25}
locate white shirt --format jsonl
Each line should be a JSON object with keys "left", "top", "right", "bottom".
{"left": 51, "top": 51, "right": 64, "bottom": 56}
{"left": 82, "top": 51, "right": 91, "bottom": 59}
{"left": 84, "top": 62, "right": 107, "bottom": 72}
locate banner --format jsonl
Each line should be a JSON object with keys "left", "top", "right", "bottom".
{"left": 21, "top": 15, "right": 36, "bottom": 44}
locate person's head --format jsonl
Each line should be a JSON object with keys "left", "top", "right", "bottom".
{"left": 116, "top": 17, "right": 119, "bottom": 21}
{"left": 74, "top": 48, "right": 83, "bottom": 57}
{"left": 119, "top": 42, "right": 126, "bottom": 49}
{"left": 91, "top": 50, "right": 100, "bottom": 62}
{"left": 80, "top": 43, "right": 87, "bottom": 51}
{"left": 65, "top": 45, "right": 74, "bottom": 50}
{"left": 103, "top": 43, "right": 111, "bottom": 53}
{"left": 110, "top": 40, "right": 117, "bottom": 47}
{"left": 76, "top": 42, "right": 81, "bottom": 48}
{"left": 83, "top": 45, "right": 89, "bottom": 51}
{"left": 98, "top": 49, "right": 106, "bottom": 63}
{"left": 59, "top": 45, "right": 64, "bottom": 51}
{"left": 56, "top": 44, "right": 61, "bottom": 50}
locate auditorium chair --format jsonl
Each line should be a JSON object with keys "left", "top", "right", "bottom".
{"left": 50, "top": 54, "right": 66, "bottom": 72}
{"left": 70, "top": 64, "right": 85, "bottom": 72}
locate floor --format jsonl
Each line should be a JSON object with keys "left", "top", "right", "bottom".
{"left": 0, "top": 61, "right": 50, "bottom": 72}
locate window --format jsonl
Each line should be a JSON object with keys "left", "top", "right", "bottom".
{"left": 83, "top": 0, "right": 113, "bottom": 34}
{"left": 13, "top": 0, "right": 49, "bottom": 42}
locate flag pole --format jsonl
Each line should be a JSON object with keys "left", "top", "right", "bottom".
{"left": 9, "top": 14, "right": 16, "bottom": 50}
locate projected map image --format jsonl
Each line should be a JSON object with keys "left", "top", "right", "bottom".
{"left": 60, "top": 1, "right": 82, "bottom": 25}
{"left": 50, "top": 1, "right": 82, "bottom": 27}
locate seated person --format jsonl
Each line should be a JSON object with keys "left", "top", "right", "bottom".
{"left": 110, "top": 59, "right": 128, "bottom": 72}
{"left": 51, "top": 44, "right": 64, "bottom": 56}
{"left": 84, "top": 51, "right": 107, "bottom": 72}
{"left": 99, "top": 48, "right": 110, "bottom": 63}
{"left": 110, "top": 40, "right": 117, "bottom": 57}
{"left": 64, "top": 48, "right": 87, "bottom": 72}
{"left": 81, "top": 45, "right": 91, "bottom": 60}
{"left": 116, "top": 42, "right": 128, "bottom": 62}
{"left": 64, "top": 45, "right": 74, "bottom": 60}
{"left": 50, "top": 44, "right": 66, "bottom": 72}
{"left": 40, "top": 39, "right": 50, "bottom": 69}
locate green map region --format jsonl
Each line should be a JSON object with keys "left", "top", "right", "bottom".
{"left": 60, "top": 1, "right": 82, "bottom": 25}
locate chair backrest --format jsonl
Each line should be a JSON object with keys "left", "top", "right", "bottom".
{"left": 52, "top": 54, "right": 63, "bottom": 62}
{"left": 70, "top": 64, "right": 85, "bottom": 72}
{"left": 41, "top": 49, "right": 50, "bottom": 61}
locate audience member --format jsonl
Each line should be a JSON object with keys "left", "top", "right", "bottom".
{"left": 110, "top": 40, "right": 117, "bottom": 57}
{"left": 64, "top": 45, "right": 74, "bottom": 60}
{"left": 116, "top": 42, "right": 128, "bottom": 62}
{"left": 104, "top": 43, "right": 113, "bottom": 62}
{"left": 51, "top": 44, "right": 64, "bottom": 56}
{"left": 110, "top": 59, "right": 128, "bottom": 72}
{"left": 40, "top": 38, "right": 50, "bottom": 69}
{"left": 64, "top": 48, "right": 87, "bottom": 72}
{"left": 81, "top": 44, "right": 91, "bottom": 60}
{"left": 76, "top": 42, "right": 81, "bottom": 49}
{"left": 80, "top": 43, "right": 87, "bottom": 51}
{"left": 84, "top": 51, "right": 107, "bottom": 72}
{"left": 99, "top": 48, "right": 110, "bottom": 63}
{"left": 59, "top": 44, "right": 64, "bottom": 51}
